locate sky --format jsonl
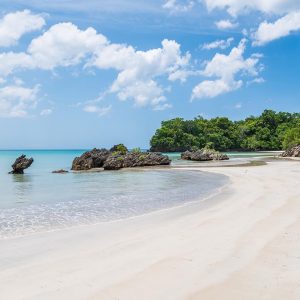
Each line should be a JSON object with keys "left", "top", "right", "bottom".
{"left": 0, "top": 0, "right": 299, "bottom": 149}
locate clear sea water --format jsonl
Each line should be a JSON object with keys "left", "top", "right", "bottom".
{"left": 0, "top": 150, "right": 232, "bottom": 238}
{"left": 0, "top": 150, "right": 276, "bottom": 238}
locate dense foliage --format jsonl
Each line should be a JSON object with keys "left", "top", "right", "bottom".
{"left": 150, "top": 110, "right": 300, "bottom": 152}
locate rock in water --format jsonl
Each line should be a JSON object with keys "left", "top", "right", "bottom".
{"left": 103, "top": 154, "right": 124, "bottom": 170}
{"left": 52, "top": 169, "right": 69, "bottom": 174}
{"left": 181, "top": 149, "right": 229, "bottom": 161}
{"left": 123, "top": 152, "right": 171, "bottom": 168}
{"left": 71, "top": 148, "right": 110, "bottom": 170}
{"left": 103, "top": 152, "right": 171, "bottom": 170}
{"left": 281, "top": 145, "right": 300, "bottom": 157}
{"left": 9, "top": 155, "right": 34, "bottom": 174}
{"left": 72, "top": 146, "right": 171, "bottom": 171}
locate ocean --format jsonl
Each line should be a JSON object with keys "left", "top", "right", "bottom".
{"left": 0, "top": 150, "right": 232, "bottom": 238}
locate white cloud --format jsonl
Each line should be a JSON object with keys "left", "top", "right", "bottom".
{"left": 203, "top": 0, "right": 300, "bottom": 16}
{"left": 0, "top": 52, "right": 34, "bottom": 76}
{"left": 248, "top": 77, "right": 265, "bottom": 85}
{"left": 192, "top": 79, "right": 241, "bottom": 99}
{"left": 91, "top": 38, "right": 190, "bottom": 109}
{"left": 28, "top": 22, "right": 108, "bottom": 69}
{"left": 202, "top": 37, "right": 234, "bottom": 50}
{"left": 163, "top": 0, "right": 195, "bottom": 13}
{"left": 215, "top": 19, "right": 238, "bottom": 29}
{"left": 0, "top": 84, "right": 39, "bottom": 117}
{"left": 0, "top": 10, "right": 45, "bottom": 47}
{"left": 40, "top": 108, "right": 53, "bottom": 116}
{"left": 192, "top": 39, "right": 261, "bottom": 99}
{"left": 153, "top": 103, "right": 173, "bottom": 111}
{"left": 84, "top": 104, "right": 112, "bottom": 116}
{"left": 0, "top": 20, "right": 190, "bottom": 110}
{"left": 235, "top": 102, "right": 242, "bottom": 109}
{"left": 252, "top": 11, "right": 300, "bottom": 45}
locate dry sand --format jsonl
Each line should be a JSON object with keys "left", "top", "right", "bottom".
{"left": 0, "top": 160, "right": 300, "bottom": 300}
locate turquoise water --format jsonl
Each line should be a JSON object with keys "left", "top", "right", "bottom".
{"left": 166, "top": 151, "right": 278, "bottom": 166}
{"left": 0, "top": 150, "right": 229, "bottom": 238}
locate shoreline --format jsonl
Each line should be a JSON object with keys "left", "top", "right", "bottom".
{"left": 0, "top": 171, "right": 230, "bottom": 241}
{"left": 1, "top": 160, "right": 300, "bottom": 299}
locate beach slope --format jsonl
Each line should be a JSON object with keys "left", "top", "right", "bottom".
{"left": 0, "top": 160, "right": 300, "bottom": 300}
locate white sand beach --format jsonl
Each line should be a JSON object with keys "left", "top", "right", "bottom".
{"left": 1, "top": 160, "right": 300, "bottom": 300}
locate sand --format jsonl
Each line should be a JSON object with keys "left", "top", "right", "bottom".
{"left": 0, "top": 160, "right": 300, "bottom": 300}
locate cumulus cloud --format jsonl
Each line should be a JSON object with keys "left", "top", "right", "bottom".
{"left": 90, "top": 38, "right": 190, "bottom": 109}
{"left": 0, "top": 17, "right": 190, "bottom": 111}
{"left": 192, "top": 39, "right": 261, "bottom": 99}
{"left": 215, "top": 19, "right": 238, "bottom": 29}
{"left": 252, "top": 11, "right": 300, "bottom": 45}
{"left": 83, "top": 104, "right": 112, "bottom": 116}
{"left": 203, "top": 0, "right": 300, "bottom": 16}
{"left": 0, "top": 84, "right": 39, "bottom": 117}
{"left": 28, "top": 22, "right": 108, "bottom": 69}
{"left": 202, "top": 37, "right": 234, "bottom": 50}
{"left": 163, "top": 0, "right": 195, "bottom": 13}
{"left": 0, "top": 10, "right": 45, "bottom": 47}
{"left": 0, "top": 52, "right": 35, "bottom": 76}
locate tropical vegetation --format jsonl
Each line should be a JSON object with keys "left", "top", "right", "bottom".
{"left": 150, "top": 110, "right": 300, "bottom": 152}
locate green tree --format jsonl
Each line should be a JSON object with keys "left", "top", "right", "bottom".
{"left": 283, "top": 127, "right": 300, "bottom": 149}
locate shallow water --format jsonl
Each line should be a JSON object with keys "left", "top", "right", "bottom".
{"left": 0, "top": 150, "right": 229, "bottom": 238}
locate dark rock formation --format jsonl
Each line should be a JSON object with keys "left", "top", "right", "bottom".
{"left": 181, "top": 149, "right": 229, "bottom": 161}
{"left": 109, "top": 144, "right": 128, "bottom": 155}
{"left": 103, "top": 154, "right": 124, "bottom": 170}
{"left": 71, "top": 148, "right": 110, "bottom": 171}
{"left": 281, "top": 145, "right": 300, "bottom": 157}
{"left": 72, "top": 146, "right": 170, "bottom": 171}
{"left": 52, "top": 169, "right": 69, "bottom": 174}
{"left": 123, "top": 152, "right": 171, "bottom": 168}
{"left": 9, "top": 155, "right": 34, "bottom": 174}
{"left": 104, "top": 152, "right": 171, "bottom": 170}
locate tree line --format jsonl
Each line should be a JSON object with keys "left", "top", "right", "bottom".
{"left": 150, "top": 110, "right": 300, "bottom": 152}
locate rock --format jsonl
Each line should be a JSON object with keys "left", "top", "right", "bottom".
{"left": 109, "top": 144, "right": 128, "bottom": 155}
{"left": 9, "top": 155, "right": 34, "bottom": 174}
{"left": 281, "top": 145, "right": 300, "bottom": 157}
{"left": 181, "top": 148, "right": 229, "bottom": 161}
{"left": 71, "top": 148, "right": 110, "bottom": 171}
{"left": 104, "top": 152, "right": 171, "bottom": 170}
{"left": 123, "top": 152, "right": 171, "bottom": 168}
{"left": 103, "top": 154, "right": 124, "bottom": 170}
{"left": 52, "top": 169, "right": 69, "bottom": 174}
{"left": 72, "top": 146, "right": 171, "bottom": 171}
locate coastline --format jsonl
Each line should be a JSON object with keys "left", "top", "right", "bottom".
{"left": 0, "top": 160, "right": 300, "bottom": 299}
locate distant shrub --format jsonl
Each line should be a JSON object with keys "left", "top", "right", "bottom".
{"left": 131, "top": 147, "right": 142, "bottom": 153}
{"left": 110, "top": 144, "right": 128, "bottom": 155}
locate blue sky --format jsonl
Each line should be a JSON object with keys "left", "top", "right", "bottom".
{"left": 0, "top": 0, "right": 299, "bottom": 149}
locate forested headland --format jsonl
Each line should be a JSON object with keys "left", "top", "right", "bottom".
{"left": 150, "top": 110, "right": 300, "bottom": 152}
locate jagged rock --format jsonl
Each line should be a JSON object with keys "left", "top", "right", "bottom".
{"left": 71, "top": 148, "right": 110, "bottom": 171}
{"left": 109, "top": 144, "right": 128, "bottom": 155}
{"left": 281, "top": 145, "right": 300, "bottom": 157}
{"left": 104, "top": 152, "right": 171, "bottom": 170}
{"left": 123, "top": 152, "right": 171, "bottom": 168}
{"left": 72, "top": 146, "right": 171, "bottom": 171}
{"left": 9, "top": 155, "right": 34, "bottom": 174}
{"left": 103, "top": 154, "right": 124, "bottom": 170}
{"left": 52, "top": 169, "right": 69, "bottom": 174}
{"left": 181, "top": 149, "right": 229, "bottom": 161}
